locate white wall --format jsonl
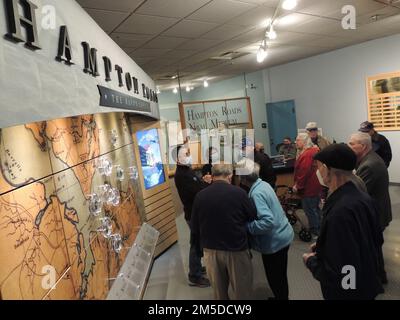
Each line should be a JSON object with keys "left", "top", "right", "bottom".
{"left": 263, "top": 34, "right": 400, "bottom": 183}
{"left": 0, "top": 0, "right": 158, "bottom": 128}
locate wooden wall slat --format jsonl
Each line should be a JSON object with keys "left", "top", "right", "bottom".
{"left": 147, "top": 206, "right": 175, "bottom": 226}
{"left": 154, "top": 233, "right": 178, "bottom": 257}
{"left": 158, "top": 225, "right": 177, "bottom": 243}
{"left": 145, "top": 201, "right": 175, "bottom": 221}
{"left": 144, "top": 188, "right": 172, "bottom": 207}
{"left": 154, "top": 215, "right": 176, "bottom": 232}
{"left": 144, "top": 194, "right": 173, "bottom": 214}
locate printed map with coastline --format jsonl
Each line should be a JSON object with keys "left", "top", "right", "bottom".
{"left": 0, "top": 113, "right": 142, "bottom": 299}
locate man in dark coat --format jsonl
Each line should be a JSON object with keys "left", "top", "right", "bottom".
{"left": 359, "top": 121, "right": 392, "bottom": 167}
{"left": 349, "top": 132, "right": 392, "bottom": 284}
{"left": 348, "top": 132, "right": 392, "bottom": 229}
{"left": 174, "top": 145, "right": 211, "bottom": 287}
{"left": 242, "top": 138, "right": 276, "bottom": 189}
{"left": 303, "top": 144, "right": 384, "bottom": 300}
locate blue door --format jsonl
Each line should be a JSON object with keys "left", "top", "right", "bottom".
{"left": 266, "top": 100, "right": 297, "bottom": 156}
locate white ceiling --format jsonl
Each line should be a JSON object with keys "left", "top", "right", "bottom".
{"left": 76, "top": 0, "right": 400, "bottom": 90}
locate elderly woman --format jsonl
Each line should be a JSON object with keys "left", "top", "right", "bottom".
{"left": 293, "top": 133, "right": 322, "bottom": 239}
{"left": 240, "top": 159, "right": 294, "bottom": 300}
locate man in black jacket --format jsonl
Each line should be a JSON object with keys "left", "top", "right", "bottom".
{"left": 191, "top": 164, "right": 257, "bottom": 299}
{"left": 244, "top": 140, "right": 276, "bottom": 189}
{"left": 174, "top": 145, "right": 211, "bottom": 287}
{"left": 349, "top": 132, "right": 391, "bottom": 284}
{"left": 359, "top": 121, "right": 392, "bottom": 167}
{"left": 303, "top": 144, "right": 383, "bottom": 300}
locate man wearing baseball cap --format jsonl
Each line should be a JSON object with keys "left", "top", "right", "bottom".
{"left": 359, "top": 121, "right": 392, "bottom": 167}
{"left": 303, "top": 143, "right": 384, "bottom": 300}
{"left": 305, "top": 122, "right": 331, "bottom": 150}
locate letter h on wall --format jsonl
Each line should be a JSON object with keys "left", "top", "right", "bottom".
{"left": 4, "top": 0, "right": 41, "bottom": 50}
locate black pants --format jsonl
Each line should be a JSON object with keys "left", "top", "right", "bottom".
{"left": 261, "top": 245, "right": 290, "bottom": 300}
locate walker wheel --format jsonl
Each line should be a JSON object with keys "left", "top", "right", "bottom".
{"left": 299, "top": 229, "right": 312, "bottom": 242}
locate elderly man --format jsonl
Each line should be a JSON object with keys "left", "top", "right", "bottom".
{"left": 174, "top": 145, "right": 211, "bottom": 287}
{"left": 303, "top": 144, "right": 383, "bottom": 300}
{"left": 359, "top": 121, "right": 392, "bottom": 167}
{"left": 305, "top": 122, "right": 331, "bottom": 150}
{"left": 348, "top": 132, "right": 392, "bottom": 229}
{"left": 191, "top": 164, "right": 257, "bottom": 300}
{"left": 348, "top": 132, "right": 391, "bottom": 284}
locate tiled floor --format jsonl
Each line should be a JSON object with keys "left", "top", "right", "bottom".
{"left": 144, "top": 186, "right": 400, "bottom": 300}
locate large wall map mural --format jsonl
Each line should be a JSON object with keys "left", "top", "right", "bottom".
{"left": 0, "top": 112, "right": 144, "bottom": 300}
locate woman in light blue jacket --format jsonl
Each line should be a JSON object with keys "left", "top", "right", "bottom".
{"left": 241, "top": 160, "right": 294, "bottom": 300}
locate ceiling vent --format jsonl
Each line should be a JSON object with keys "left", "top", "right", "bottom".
{"left": 210, "top": 51, "right": 250, "bottom": 60}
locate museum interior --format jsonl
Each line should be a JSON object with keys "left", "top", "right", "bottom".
{"left": 0, "top": 0, "right": 399, "bottom": 301}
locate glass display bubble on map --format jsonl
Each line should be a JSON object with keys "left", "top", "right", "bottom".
{"left": 115, "top": 165, "right": 125, "bottom": 181}
{"left": 98, "top": 216, "right": 113, "bottom": 239}
{"left": 110, "top": 187, "right": 120, "bottom": 206}
{"left": 128, "top": 166, "right": 138, "bottom": 180}
{"left": 97, "top": 157, "right": 113, "bottom": 176}
{"left": 88, "top": 193, "right": 102, "bottom": 217}
{"left": 110, "top": 129, "right": 118, "bottom": 147}
{"left": 110, "top": 233, "right": 123, "bottom": 253}
{"left": 98, "top": 184, "right": 115, "bottom": 204}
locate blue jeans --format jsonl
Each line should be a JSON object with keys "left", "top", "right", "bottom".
{"left": 302, "top": 197, "right": 321, "bottom": 235}
{"left": 186, "top": 220, "right": 202, "bottom": 280}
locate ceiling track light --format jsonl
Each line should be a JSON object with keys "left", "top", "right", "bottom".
{"left": 173, "top": 87, "right": 178, "bottom": 94}
{"left": 256, "top": 40, "right": 268, "bottom": 63}
{"left": 266, "top": 24, "right": 277, "bottom": 40}
{"left": 186, "top": 86, "right": 191, "bottom": 92}
{"left": 203, "top": 80, "right": 209, "bottom": 88}
{"left": 282, "top": 0, "right": 298, "bottom": 10}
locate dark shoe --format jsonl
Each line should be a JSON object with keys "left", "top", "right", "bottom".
{"left": 188, "top": 276, "right": 210, "bottom": 288}
{"left": 201, "top": 266, "right": 207, "bottom": 275}
{"left": 380, "top": 273, "right": 388, "bottom": 285}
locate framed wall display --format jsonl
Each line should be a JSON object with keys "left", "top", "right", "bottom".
{"left": 131, "top": 121, "right": 170, "bottom": 199}
{"left": 179, "top": 97, "right": 253, "bottom": 141}
{"left": 129, "top": 118, "right": 178, "bottom": 257}
{"left": 367, "top": 72, "right": 400, "bottom": 131}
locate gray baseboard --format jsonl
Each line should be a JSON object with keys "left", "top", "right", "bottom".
{"left": 389, "top": 182, "right": 400, "bottom": 186}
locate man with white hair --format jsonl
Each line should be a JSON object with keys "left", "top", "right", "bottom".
{"left": 348, "top": 132, "right": 392, "bottom": 284}
{"left": 191, "top": 164, "right": 257, "bottom": 299}
{"left": 348, "top": 132, "right": 392, "bottom": 230}
{"left": 305, "top": 122, "right": 331, "bottom": 150}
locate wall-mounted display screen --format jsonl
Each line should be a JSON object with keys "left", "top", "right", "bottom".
{"left": 136, "top": 128, "right": 166, "bottom": 190}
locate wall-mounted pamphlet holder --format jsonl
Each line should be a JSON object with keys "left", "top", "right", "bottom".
{"left": 106, "top": 222, "right": 159, "bottom": 300}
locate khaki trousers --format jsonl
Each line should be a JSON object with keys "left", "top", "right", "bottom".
{"left": 203, "top": 248, "right": 253, "bottom": 300}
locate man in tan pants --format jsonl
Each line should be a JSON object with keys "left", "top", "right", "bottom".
{"left": 191, "top": 164, "right": 256, "bottom": 300}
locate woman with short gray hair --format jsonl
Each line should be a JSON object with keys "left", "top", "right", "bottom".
{"left": 240, "top": 159, "right": 294, "bottom": 300}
